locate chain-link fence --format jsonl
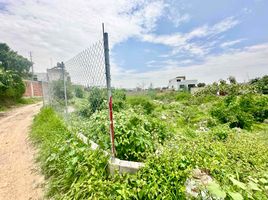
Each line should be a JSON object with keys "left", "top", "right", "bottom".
{"left": 43, "top": 30, "right": 115, "bottom": 157}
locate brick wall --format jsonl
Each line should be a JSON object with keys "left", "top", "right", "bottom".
{"left": 23, "top": 80, "right": 43, "bottom": 97}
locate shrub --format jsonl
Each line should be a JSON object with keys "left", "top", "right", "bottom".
{"left": 127, "top": 96, "right": 155, "bottom": 114}
{"left": 112, "top": 89, "right": 127, "bottom": 112}
{"left": 211, "top": 94, "right": 268, "bottom": 129}
{"left": 74, "top": 86, "right": 84, "bottom": 98}
{"left": 0, "top": 69, "right": 25, "bottom": 100}
{"left": 210, "top": 125, "right": 231, "bottom": 141}
{"left": 52, "top": 79, "right": 73, "bottom": 100}
{"left": 250, "top": 75, "right": 268, "bottom": 94}
{"left": 71, "top": 108, "right": 170, "bottom": 161}
{"left": 32, "top": 97, "right": 268, "bottom": 199}
{"left": 175, "top": 92, "right": 191, "bottom": 102}
{"left": 88, "top": 87, "right": 106, "bottom": 113}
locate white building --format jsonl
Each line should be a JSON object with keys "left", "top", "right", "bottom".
{"left": 168, "top": 76, "right": 198, "bottom": 91}
{"left": 35, "top": 72, "right": 48, "bottom": 82}
{"left": 47, "top": 65, "right": 70, "bottom": 82}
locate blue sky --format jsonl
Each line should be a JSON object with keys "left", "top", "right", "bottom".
{"left": 113, "top": 0, "right": 268, "bottom": 72}
{"left": 0, "top": 0, "right": 267, "bottom": 88}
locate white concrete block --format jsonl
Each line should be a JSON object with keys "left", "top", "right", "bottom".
{"left": 76, "top": 132, "right": 145, "bottom": 175}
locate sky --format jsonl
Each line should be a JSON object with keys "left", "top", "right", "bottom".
{"left": 0, "top": 0, "right": 268, "bottom": 88}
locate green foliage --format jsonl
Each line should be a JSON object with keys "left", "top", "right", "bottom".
{"left": 209, "top": 124, "right": 231, "bottom": 141}
{"left": 0, "top": 43, "right": 32, "bottom": 77}
{"left": 196, "top": 80, "right": 257, "bottom": 97}
{"left": 71, "top": 108, "right": 170, "bottom": 161}
{"left": 52, "top": 79, "right": 73, "bottom": 100}
{"left": 113, "top": 89, "right": 126, "bottom": 101}
{"left": 31, "top": 78, "right": 268, "bottom": 199}
{"left": 112, "top": 89, "right": 127, "bottom": 112}
{"left": 0, "top": 69, "right": 25, "bottom": 100}
{"left": 30, "top": 108, "right": 110, "bottom": 199}
{"left": 197, "top": 82, "right": 206, "bottom": 87}
{"left": 228, "top": 76, "right": 237, "bottom": 84}
{"left": 127, "top": 96, "right": 155, "bottom": 114}
{"left": 175, "top": 91, "right": 191, "bottom": 102}
{"left": 88, "top": 87, "right": 106, "bottom": 113}
{"left": 211, "top": 94, "right": 268, "bottom": 129}
{"left": 73, "top": 85, "right": 84, "bottom": 98}
{"left": 250, "top": 75, "right": 268, "bottom": 94}
{"left": 0, "top": 97, "right": 41, "bottom": 111}
{"left": 207, "top": 182, "right": 226, "bottom": 198}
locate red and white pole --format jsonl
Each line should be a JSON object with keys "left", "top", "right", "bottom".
{"left": 103, "top": 23, "right": 116, "bottom": 158}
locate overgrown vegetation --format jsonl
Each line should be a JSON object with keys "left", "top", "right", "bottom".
{"left": 32, "top": 76, "right": 268, "bottom": 199}
{"left": 0, "top": 69, "right": 25, "bottom": 100}
{"left": 0, "top": 43, "right": 33, "bottom": 108}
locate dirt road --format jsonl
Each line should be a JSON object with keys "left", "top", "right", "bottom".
{"left": 0, "top": 103, "right": 44, "bottom": 200}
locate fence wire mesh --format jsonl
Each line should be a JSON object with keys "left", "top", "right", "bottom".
{"left": 42, "top": 34, "right": 115, "bottom": 157}
{"left": 43, "top": 39, "right": 107, "bottom": 114}
{"left": 65, "top": 40, "right": 106, "bottom": 88}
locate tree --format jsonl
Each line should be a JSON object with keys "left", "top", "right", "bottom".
{"left": 219, "top": 79, "right": 227, "bottom": 85}
{"left": 0, "top": 43, "right": 32, "bottom": 77}
{"left": 74, "top": 86, "right": 84, "bottom": 98}
{"left": 228, "top": 76, "right": 237, "bottom": 84}
{"left": 250, "top": 75, "right": 268, "bottom": 94}
{"left": 52, "top": 79, "right": 73, "bottom": 100}
{"left": 197, "top": 83, "right": 206, "bottom": 87}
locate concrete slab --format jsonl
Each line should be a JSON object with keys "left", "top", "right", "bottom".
{"left": 76, "top": 132, "right": 145, "bottom": 174}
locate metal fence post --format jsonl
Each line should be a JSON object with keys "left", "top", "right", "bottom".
{"left": 41, "top": 80, "right": 45, "bottom": 106}
{"left": 103, "top": 24, "right": 116, "bottom": 159}
{"left": 61, "top": 62, "right": 68, "bottom": 115}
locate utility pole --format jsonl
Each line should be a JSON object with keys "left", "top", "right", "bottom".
{"left": 30, "top": 52, "right": 34, "bottom": 97}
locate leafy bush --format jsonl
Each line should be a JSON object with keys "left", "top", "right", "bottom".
{"left": 209, "top": 124, "right": 232, "bottom": 141}
{"left": 78, "top": 88, "right": 127, "bottom": 116}
{"left": 32, "top": 96, "right": 268, "bottom": 199}
{"left": 154, "top": 91, "right": 178, "bottom": 102}
{"left": 175, "top": 91, "right": 192, "bottom": 102}
{"left": 52, "top": 79, "right": 73, "bottom": 100}
{"left": 74, "top": 86, "right": 84, "bottom": 98}
{"left": 211, "top": 94, "right": 268, "bottom": 129}
{"left": 30, "top": 107, "right": 110, "bottom": 199}
{"left": 112, "top": 89, "right": 127, "bottom": 112}
{"left": 71, "top": 108, "right": 170, "bottom": 161}
{"left": 88, "top": 87, "right": 106, "bottom": 113}
{"left": 250, "top": 75, "right": 268, "bottom": 94}
{"left": 0, "top": 43, "right": 32, "bottom": 77}
{"left": 113, "top": 89, "right": 126, "bottom": 101}
{"left": 127, "top": 96, "right": 155, "bottom": 114}
{"left": 196, "top": 80, "right": 257, "bottom": 97}
{"left": 0, "top": 69, "right": 25, "bottom": 100}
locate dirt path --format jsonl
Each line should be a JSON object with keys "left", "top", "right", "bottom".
{"left": 0, "top": 103, "right": 44, "bottom": 200}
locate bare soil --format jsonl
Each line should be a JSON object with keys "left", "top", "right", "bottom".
{"left": 0, "top": 103, "right": 44, "bottom": 200}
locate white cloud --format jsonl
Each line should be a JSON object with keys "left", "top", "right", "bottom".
{"left": 165, "top": 0, "right": 191, "bottom": 27}
{"left": 168, "top": 13, "right": 191, "bottom": 27}
{"left": 210, "top": 17, "right": 239, "bottom": 35}
{"left": 112, "top": 43, "right": 268, "bottom": 88}
{"left": 220, "top": 39, "right": 244, "bottom": 48}
{"left": 141, "top": 17, "right": 240, "bottom": 57}
{"left": 1, "top": 1, "right": 265, "bottom": 90}
{"left": 0, "top": 0, "right": 166, "bottom": 71}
